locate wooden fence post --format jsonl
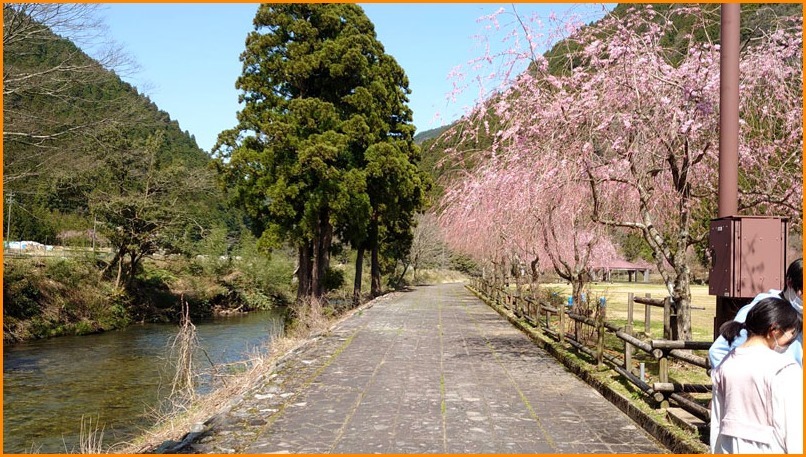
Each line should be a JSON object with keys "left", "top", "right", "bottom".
{"left": 625, "top": 293, "right": 634, "bottom": 371}
{"left": 658, "top": 352, "right": 669, "bottom": 384}
{"left": 596, "top": 300, "right": 605, "bottom": 368}
{"left": 535, "top": 298, "right": 542, "bottom": 325}
{"left": 658, "top": 349, "right": 670, "bottom": 408}
{"left": 663, "top": 297, "right": 672, "bottom": 340}
{"left": 644, "top": 293, "right": 651, "bottom": 335}
{"left": 559, "top": 302, "right": 566, "bottom": 345}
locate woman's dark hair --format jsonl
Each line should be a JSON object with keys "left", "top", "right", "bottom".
{"left": 719, "top": 297, "right": 802, "bottom": 345}
{"left": 785, "top": 258, "right": 803, "bottom": 292}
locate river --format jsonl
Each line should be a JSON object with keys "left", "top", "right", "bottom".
{"left": 3, "top": 310, "right": 284, "bottom": 453}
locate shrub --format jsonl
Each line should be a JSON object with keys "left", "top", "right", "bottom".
{"left": 45, "top": 258, "right": 98, "bottom": 289}
{"left": 3, "top": 262, "right": 43, "bottom": 319}
{"left": 323, "top": 267, "right": 345, "bottom": 292}
{"left": 74, "top": 320, "right": 97, "bottom": 336}
{"left": 450, "top": 253, "right": 479, "bottom": 276}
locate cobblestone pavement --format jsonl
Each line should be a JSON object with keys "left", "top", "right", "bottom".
{"left": 191, "top": 283, "right": 668, "bottom": 454}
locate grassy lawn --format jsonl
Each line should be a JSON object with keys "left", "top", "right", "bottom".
{"left": 529, "top": 281, "right": 717, "bottom": 342}
{"left": 501, "top": 280, "right": 717, "bottom": 388}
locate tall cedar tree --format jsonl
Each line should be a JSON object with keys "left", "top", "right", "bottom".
{"left": 214, "top": 4, "right": 424, "bottom": 303}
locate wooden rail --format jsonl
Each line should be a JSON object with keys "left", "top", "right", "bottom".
{"left": 469, "top": 278, "right": 713, "bottom": 426}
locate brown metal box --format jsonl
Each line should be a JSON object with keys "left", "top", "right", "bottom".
{"left": 708, "top": 216, "right": 788, "bottom": 298}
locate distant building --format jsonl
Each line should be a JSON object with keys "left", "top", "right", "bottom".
{"left": 4, "top": 240, "right": 52, "bottom": 251}
{"left": 591, "top": 260, "right": 654, "bottom": 283}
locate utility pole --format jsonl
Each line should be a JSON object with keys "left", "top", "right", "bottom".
{"left": 718, "top": 4, "right": 740, "bottom": 218}
{"left": 713, "top": 4, "right": 742, "bottom": 336}
{"left": 6, "top": 191, "right": 13, "bottom": 243}
{"left": 92, "top": 215, "right": 97, "bottom": 254}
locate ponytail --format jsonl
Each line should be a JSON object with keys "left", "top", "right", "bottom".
{"left": 719, "top": 320, "right": 746, "bottom": 345}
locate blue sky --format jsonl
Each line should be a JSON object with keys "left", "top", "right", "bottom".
{"left": 99, "top": 3, "right": 610, "bottom": 153}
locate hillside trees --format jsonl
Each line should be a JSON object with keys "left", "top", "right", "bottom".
{"left": 214, "top": 4, "right": 425, "bottom": 304}
{"left": 3, "top": 3, "right": 220, "bottom": 252}
{"left": 90, "top": 132, "right": 216, "bottom": 289}
{"left": 3, "top": 6, "right": 228, "bottom": 296}
{"left": 436, "top": 4, "right": 802, "bottom": 340}
{"left": 3, "top": 3, "right": 134, "bottom": 187}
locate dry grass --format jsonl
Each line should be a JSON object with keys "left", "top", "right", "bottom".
{"left": 410, "top": 268, "right": 469, "bottom": 285}
{"left": 76, "top": 415, "right": 106, "bottom": 454}
{"left": 164, "top": 299, "right": 204, "bottom": 410}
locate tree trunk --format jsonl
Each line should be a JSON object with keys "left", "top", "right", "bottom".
{"left": 571, "top": 274, "right": 585, "bottom": 341}
{"left": 107, "top": 247, "right": 125, "bottom": 289}
{"left": 397, "top": 261, "right": 410, "bottom": 287}
{"left": 370, "top": 219, "right": 381, "bottom": 297}
{"left": 297, "top": 243, "right": 313, "bottom": 302}
{"left": 529, "top": 255, "right": 540, "bottom": 299}
{"left": 671, "top": 269, "right": 691, "bottom": 341}
{"left": 104, "top": 249, "right": 122, "bottom": 278}
{"left": 371, "top": 241, "right": 381, "bottom": 297}
{"left": 115, "top": 254, "right": 124, "bottom": 290}
{"left": 514, "top": 258, "right": 523, "bottom": 297}
{"left": 126, "top": 251, "right": 139, "bottom": 288}
{"left": 311, "top": 210, "right": 333, "bottom": 299}
{"left": 353, "top": 245, "right": 365, "bottom": 307}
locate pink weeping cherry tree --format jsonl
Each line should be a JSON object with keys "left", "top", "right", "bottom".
{"left": 437, "top": 4, "right": 801, "bottom": 340}
{"left": 438, "top": 116, "right": 620, "bottom": 311}
{"left": 569, "top": 6, "right": 801, "bottom": 340}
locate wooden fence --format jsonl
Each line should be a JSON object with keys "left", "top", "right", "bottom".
{"left": 469, "top": 278, "right": 713, "bottom": 428}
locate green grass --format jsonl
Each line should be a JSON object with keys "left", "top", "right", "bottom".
{"left": 519, "top": 281, "right": 716, "bottom": 341}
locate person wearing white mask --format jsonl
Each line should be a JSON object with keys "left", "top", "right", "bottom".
{"left": 709, "top": 258, "right": 803, "bottom": 369}
{"left": 710, "top": 297, "right": 803, "bottom": 453}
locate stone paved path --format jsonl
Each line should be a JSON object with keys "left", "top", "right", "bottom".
{"left": 192, "top": 283, "right": 667, "bottom": 454}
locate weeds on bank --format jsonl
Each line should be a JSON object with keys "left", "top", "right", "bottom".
{"left": 76, "top": 415, "right": 106, "bottom": 454}
{"left": 164, "top": 299, "right": 207, "bottom": 410}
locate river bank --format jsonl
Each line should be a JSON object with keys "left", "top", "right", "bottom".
{"left": 4, "top": 264, "right": 464, "bottom": 453}
{"left": 3, "top": 309, "right": 286, "bottom": 453}
{"left": 3, "top": 252, "right": 295, "bottom": 344}
{"left": 117, "top": 291, "right": 399, "bottom": 454}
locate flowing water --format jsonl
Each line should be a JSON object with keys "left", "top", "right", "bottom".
{"left": 3, "top": 310, "right": 284, "bottom": 453}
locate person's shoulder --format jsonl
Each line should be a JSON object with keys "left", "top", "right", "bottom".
{"left": 765, "top": 351, "right": 799, "bottom": 374}
{"left": 753, "top": 289, "right": 782, "bottom": 302}
{"left": 736, "top": 289, "right": 783, "bottom": 318}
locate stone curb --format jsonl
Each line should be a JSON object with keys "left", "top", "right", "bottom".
{"left": 467, "top": 286, "right": 709, "bottom": 455}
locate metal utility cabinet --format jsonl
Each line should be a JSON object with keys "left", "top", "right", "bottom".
{"left": 709, "top": 216, "right": 788, "bottom": 336}
{"left": 709, "top": 216, "right": 788, "bottom": 298}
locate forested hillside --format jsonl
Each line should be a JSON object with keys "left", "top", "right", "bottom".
{"left": 4, "top": 6, "right": 217, "bottom": 248}
{"left": 2, "top": 5, "right": 269, "bottom": 341}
